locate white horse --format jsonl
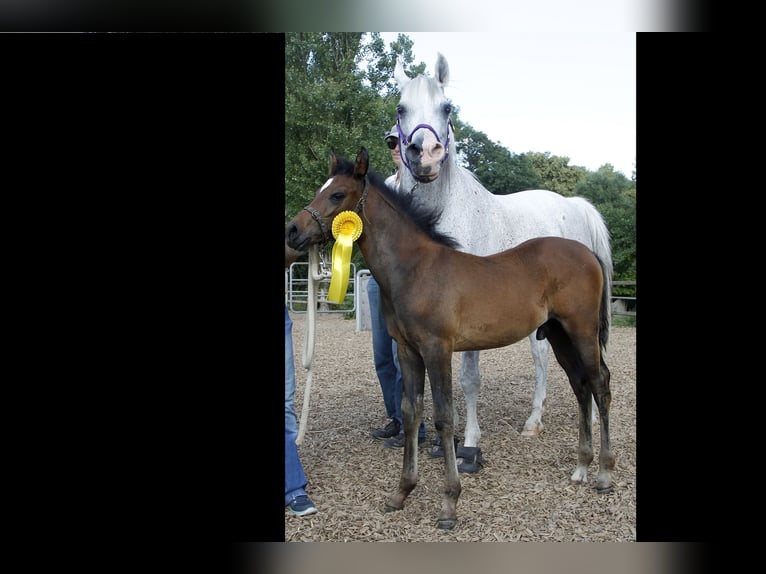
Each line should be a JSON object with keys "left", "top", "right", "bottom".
{"left": 393, "top": 53, "right": 612, "bottom": 472}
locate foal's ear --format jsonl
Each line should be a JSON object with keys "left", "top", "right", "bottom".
{"left": 354, "top": 147, "right": 369, "bottom": 179}
{"left": 329, "top": 148, "right": 337, "bottom": 175}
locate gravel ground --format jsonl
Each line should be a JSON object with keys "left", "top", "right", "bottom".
{"left": 286, "top": 311, "right": 636, "bottom": 542}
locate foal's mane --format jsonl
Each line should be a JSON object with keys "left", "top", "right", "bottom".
{"left": 332, "top": 156, "right": 461, "bottom": 249}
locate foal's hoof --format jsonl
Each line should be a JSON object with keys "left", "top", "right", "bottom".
{"left": 596, "top": 484, "right": 614, "bottom": 494}
{"left": 437, "top": 518, "right": 457, "bottom": 530}
{"left": 457, "top": 446, "right": 485, "bottom": 474}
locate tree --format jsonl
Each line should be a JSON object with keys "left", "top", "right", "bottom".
{"left": 452, "top": 118, "right": 542, "bottom": 194}
{"left": 285, "top": 32, "right": 419, "bottom": 270}
{"left": 523, "top": 151, "right": 589, "bottom": 196}
{"left": 574, "top": 165, "right": 636, "bottom": 283}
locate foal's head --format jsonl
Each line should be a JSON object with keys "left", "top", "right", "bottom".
{"left": 286, "top": 147, "right": 461, "bottom": 253}
{"left": 285, "top": 148, "right": 372, "bottom": 253}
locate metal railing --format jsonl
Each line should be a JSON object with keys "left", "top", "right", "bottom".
{"left": 286, "top": 261, "right": 357, "bottom": 314}
{"left": 286, "top": 266, "right": 635, "bottom": 318}
{"left": 611, "top": 280, "right": 636, "bottom": 317}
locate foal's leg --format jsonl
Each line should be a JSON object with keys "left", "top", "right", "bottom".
{"left": 543, "top": 327, "right": 594, "bottom": 485}
{"left": 428, "top": 352, "right": 461, "bottom": 530}
{"left": 385, "top": 344, "right": 425, "bottom": 512}
{"left": 570, "top": 383, "right": 594, "bottom": 485}
{"left": 558, "top": 339, "right": 612, "bottom": 490}
{"left": 590, "top": 359, "right": 615, "bottom": 493}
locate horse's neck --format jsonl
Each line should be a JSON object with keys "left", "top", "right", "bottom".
{"left": 401, "top": 162, "right": 500, "bottom": 253}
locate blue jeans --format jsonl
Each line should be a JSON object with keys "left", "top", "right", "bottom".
{"left": 285, "top": 305, "right": 309, "bottom": 505}
{"left": 367, "top": 276, "right": 426, "bottom": 438}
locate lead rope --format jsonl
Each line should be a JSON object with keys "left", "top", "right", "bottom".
{"left": 297, "top": 180, "right": 366, "bottom": 444}
{"left": 296, "top": 243, "right": 330, "bottom": 445}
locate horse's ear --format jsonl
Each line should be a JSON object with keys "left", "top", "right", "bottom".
{"left": 434, "top": 52, "right": 450, "bottom": 89}
{"left": 354, "top": 147, "right": 369, "bottom": 179}
{"left": 329, "top": 148, "right": 337, "bottom": 175}
{"left": 394, "top": 58, "right": 409, "bottom": 88}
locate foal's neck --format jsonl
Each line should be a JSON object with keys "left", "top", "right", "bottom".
{"left": 358, "top": 182, "right": 434, "bottom": 290}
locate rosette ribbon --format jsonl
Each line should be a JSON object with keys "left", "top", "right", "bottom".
{"left": 327, "top": 211, "right": 363, "bottom": 303}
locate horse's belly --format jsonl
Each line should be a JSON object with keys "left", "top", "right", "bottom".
{"left": 453, "top": 322, "right": 538, "bottom": 352}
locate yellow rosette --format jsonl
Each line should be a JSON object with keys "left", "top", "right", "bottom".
{"left": 327, "top": 211, "right": 363, "bottom": 303}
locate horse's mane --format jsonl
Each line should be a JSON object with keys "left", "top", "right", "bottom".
{"left": 332, "top": 156, "right": 461, "bottom": 249}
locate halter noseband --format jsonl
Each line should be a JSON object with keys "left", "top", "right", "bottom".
{"left": 302, "top": 177, "right": 369, "bottom": 244}
{"left": 396, "top": 114, "right": 453, "bottom": 175}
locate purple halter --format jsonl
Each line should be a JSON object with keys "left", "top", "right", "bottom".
{"left": 396, "top": 114, "right": 453, "bottom": 176}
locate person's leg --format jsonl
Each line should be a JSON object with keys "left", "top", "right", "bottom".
{"left": 390, "top": 337, "right": 403, "bottom": 425}
{"left": 285, "top": 305, "right": 308, "bottom": 505}
{"left": 367, "top": 276, "right": 400, "bottom": 425}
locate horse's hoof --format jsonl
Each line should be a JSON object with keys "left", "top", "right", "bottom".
{"left": 437, "top": 518, "right": 457, "bottom": 530}
{"left": 430, "top": 436, "right": 460, "bottom": 458}
{"left": 384, "top": 503, "right": 402, "bottom": 513}
{"left": 521, "top": 423, "right": 543, "bottom": 437}
{"left": 596, "top": 485, "right": 614, "bottom": 494}
{"left": 456, "top": 446, "right": 485, "bottom": 474}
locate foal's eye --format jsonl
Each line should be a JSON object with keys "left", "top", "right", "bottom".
{"left": 331, "top": 191, "right": 345, "bottom": 202}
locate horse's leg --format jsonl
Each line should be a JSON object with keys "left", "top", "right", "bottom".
{"left": 570, "top": 384, "right": 594, "bottom": 484}
{"left": 385, "top": 343, "right": 425, "bottom": 512}
{"left": 590, "top": 359, "right": 615, "bottom": 493}
{"left": 525, "top": 334, "right": 597, "bottom": 438}
{"left": 459, "top": 350, "right": 481, "bottom": 447}
{"left": 521, "top": 335, "right": 550, "bottom": 436}
{"left": 540, "top": 324, "right": 594, "bottom": 484}
{"left": 427, "top": 350, "right": 461, "bottom": 529}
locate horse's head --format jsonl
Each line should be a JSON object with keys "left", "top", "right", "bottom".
{"left": 285, "top": 148, "right": 370, "bottom": 253}
{"left": 394, "top": 53, "right": 454, "bottom": 183}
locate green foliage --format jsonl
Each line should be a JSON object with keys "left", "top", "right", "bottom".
{"left": 285, "top": 32, "right": 421, "bottom": 271}
{"left": 525, "top": 151, "right": 589, "bottom": 195}
{"left": 574, "top": 166, "right": 636, "bottom": 283}
{"left": 612, "top": 315, "right": 636, "bottom": 328}
{"left": 452, "top": 118, "right": 542, "bottom": 193}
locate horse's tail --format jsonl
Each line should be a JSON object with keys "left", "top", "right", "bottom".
{"left": 571, "top": 196, "right": 613, "bottom": 321}
{"left": 596, "top": 252, "right": 611, "bottom": 351}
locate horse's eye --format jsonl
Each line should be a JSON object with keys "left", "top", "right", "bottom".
{"left": 443, "top": 102, "right": 453, "bottom": 116}
{"left": 331, "top": 191, "right": 345, "bottom": 202}
{"left": 396, "top": 104, "right": 404, "bottom": 115}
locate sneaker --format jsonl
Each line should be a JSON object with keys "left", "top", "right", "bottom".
{"left": 371, "top": 418, "right": 400, "bottom": 440}
{"left": 383, "top": 432, "right": 426, "bottom": 449}
{"left": 287, "top": 495, "right": 317, "bottom": 516}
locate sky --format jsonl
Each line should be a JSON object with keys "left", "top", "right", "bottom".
{"left": 380, "top": 32, "right": 636, "bottom": 178}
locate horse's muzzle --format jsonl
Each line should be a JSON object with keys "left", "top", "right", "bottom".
{"left": 285, "top": 222, "right": 313, "bottom": 253}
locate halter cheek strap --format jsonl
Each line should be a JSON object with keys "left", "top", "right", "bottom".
{"left": 303, "top": 205, "right": 332, "bottom": 244}
{"left": 302, "top": 177, "right": 370, "bottom": 244}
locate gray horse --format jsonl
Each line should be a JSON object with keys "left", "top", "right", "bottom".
{"left": 393, "top": 53, "right": 612, "bottom": 472}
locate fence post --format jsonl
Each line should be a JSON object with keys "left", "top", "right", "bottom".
{"left": 355, "top": 269, "right": 372, "bottom": 331}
